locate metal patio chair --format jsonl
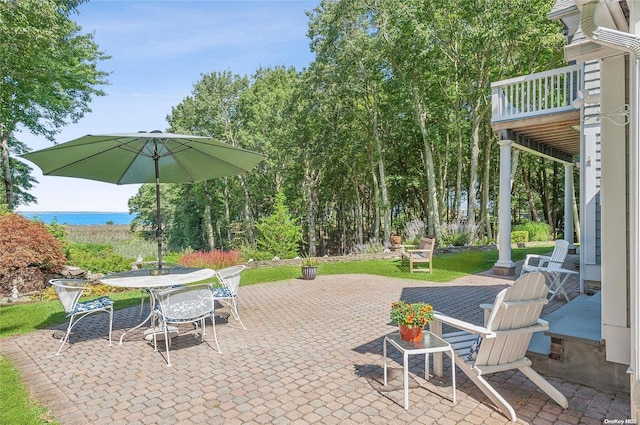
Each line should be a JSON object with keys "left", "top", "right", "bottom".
{"left": 211, "top": 265, "right": 247, "bottom": 330}
{"left": 51, "top": 279, "right": 113, "bottom": 355}
{"left": 152, "top": 283, "right": 220, "bottom": 366}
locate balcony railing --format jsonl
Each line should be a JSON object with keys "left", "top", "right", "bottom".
{"left": 491, "top": 64, "right": 583, "bottom": 122}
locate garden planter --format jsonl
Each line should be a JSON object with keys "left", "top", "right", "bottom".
{"left": 301, "top": 266, "right": 317, "bottom": 280}
{"left": 398, "top": 324, "right": 423, "bottom": 342}
{"left": 390, "top": 235, "right": 402, "bottom": 247}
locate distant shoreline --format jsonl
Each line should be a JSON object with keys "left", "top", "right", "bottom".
{"left": 18, "top": 211, "right": 135, "bottom": 226}
{"left": 17, "top": 211, "right": 129, "bottom": 214}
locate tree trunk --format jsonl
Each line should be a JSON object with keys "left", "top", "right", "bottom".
{"left": 203, "top": 184, "right": 215, "bottom": 250}
{"left": 480, "top": 130, "right": 492, "bottom": 240}
{"left": 552, "top": 161, "right": 559, "bottom": 236}
{"left": 522, "top": 167, "right": 540, "bottom": 221}
{"left": 439, "top": 132, "right": 450, "bottom": 221}
{"left": 355, "top": 188, "right": 364, "bottom": 246}
{"left": 304, "top": 162, "right": 317, "bottom": 256}
{"left": 367, "top": 140, "right": 381, "bottom": 240}
{"left": 410, "top": 88, "right": 441, "bottom": 240}
{"left": 241, "top": 175, "right": 254, "bottom": 245}
{"left": 222, "top": 177, "right": 232, "bottom": 245}
{"left": 540, "top": 158, "right": 552, "bottom": 228}
{"left": 1, "top": 132, "right": 13, "bottom": 210}
{"left": 467, "top": 107, "right": 481, "bottom": 240}
{"left": 374, "top": 122, "right": 390, "bottom": 243}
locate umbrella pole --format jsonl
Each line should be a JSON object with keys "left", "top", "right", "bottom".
{"left": 154, "top": 148, "right": 163, "bottom": 269}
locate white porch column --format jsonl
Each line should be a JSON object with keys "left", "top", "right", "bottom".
{"left": 494, "top": 139, "right": 516, "bottom": 276}
{"left": 564, "top": 163, "right": 576, "bottom": 252}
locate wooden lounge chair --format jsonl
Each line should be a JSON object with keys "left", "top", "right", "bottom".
{"left": 401, "top": 237, "right": 435, "bottom": 273}
{"left": 429, "top": 272, "right": 568, "bottom": 422}
{"left": 519, "top": 239, "right": 569, "bottom": 277}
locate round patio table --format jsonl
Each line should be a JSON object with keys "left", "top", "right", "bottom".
{"left": 100, "top": 268, "right": 216, "bottom": 344}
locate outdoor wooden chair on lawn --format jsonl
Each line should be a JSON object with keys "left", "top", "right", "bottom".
{"left": 401, "top": 237, "right": 435, "bottom": 273}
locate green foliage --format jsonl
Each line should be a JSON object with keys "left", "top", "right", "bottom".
{"left": 513, "top": 220, "right": 552, "bottom": 242}
{"left": 165, "top": 185, "right": 208, "bottom": 252}
{"left": 511, "top": 231, "right": 529, "bottom": 244}
{"left": 65, "top": 243, "right": 131, "bottom": 274}
{"left": 254, "top": 192, "right": 302, "bottom": 259}
{"left": 1, "top": 137, "right": 37, "bottom": 209}
{"left": 46, "top": 219, "right": 67, "bottom": 245}
{"left": 128, "top": 184, "right": 181, "bottom": 242}
{"left": 440, "top": 223, "right": 476, "bottom": 247}
{"left": 0, "top": 214, "right": 66, "bottom": 275}
{"left": 1, "top": 0, "right": 109, "bottom": 209}
{"left": 237, "top": 244, "right": 273, "bottom": 261}
{"left": 162, "top": 251, "right": 184, "bottom": 265}
{"left": 301, "top": 256, "right": 319, "bottom": 267}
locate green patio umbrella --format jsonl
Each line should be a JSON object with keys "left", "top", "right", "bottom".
{"left": 21, "top": 131, "right": 265, "bottom": 268}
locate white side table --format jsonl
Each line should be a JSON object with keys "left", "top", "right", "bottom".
{"left": 383, "top": 330, "right": 456, "bottom": 410}
{"left": 543, "top": 268, "right": 578, "bottom": 302}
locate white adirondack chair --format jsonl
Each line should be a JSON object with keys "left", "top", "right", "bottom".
{"left": 429, "top": 272, "right": 568, "bottom": 422}
{"left": 519, "top": 239, "right": 570, "bottom": 276}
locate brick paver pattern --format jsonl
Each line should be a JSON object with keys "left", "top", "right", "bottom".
{"left": 0, "top": 259, "right": 631, "bottom": 424}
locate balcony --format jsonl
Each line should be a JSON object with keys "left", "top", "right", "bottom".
{"left": 491, "top": 64, "right": 582, "bottom": 161}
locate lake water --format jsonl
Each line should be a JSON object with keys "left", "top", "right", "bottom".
{"left": 18, "top": 212, "right": 135, "bottom": 226}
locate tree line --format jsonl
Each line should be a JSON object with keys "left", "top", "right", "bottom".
{"left": 2, "top": 0, "right": 572, "bottom": 258}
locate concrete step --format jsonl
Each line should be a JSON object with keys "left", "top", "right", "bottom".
{"left": 528, "top": 291, "right": 601, "bottom": 355}
{"left": 527, "top": 291, "right": 628, "bottom": 393}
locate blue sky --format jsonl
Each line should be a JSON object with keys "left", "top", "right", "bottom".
{"left": 18, "top": 0, "right": 318, "bottom": 212}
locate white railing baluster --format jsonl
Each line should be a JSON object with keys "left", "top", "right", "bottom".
{"left": 491, "top": 64, "right": 581, "bottom": 122}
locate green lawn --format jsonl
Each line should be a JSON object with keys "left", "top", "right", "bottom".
{"left": 0, "top": 245, "right": 552, "bottom": 424}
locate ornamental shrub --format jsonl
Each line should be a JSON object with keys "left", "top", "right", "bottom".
{"left": 65, "top": 243, "right": 131, "bottom": 274}
{"left": 178, "top": 250, "right": 242, "bottom": 269}
{"left": 0, "top": 214, "right": 66, "bottom": 276}
{"left": 46, "top": 219, "right": 67, "bottom": 245}
{"left": 254, "top": 192, "right": 302, "bottom": 259}
{"left": 512, "top": 220, "right": 552, "bottom": 242}
{"left": 511, "top": 231, "right": 529, "bottom": 244}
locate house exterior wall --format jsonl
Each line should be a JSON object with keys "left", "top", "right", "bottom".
{"left": 580, "top": 60, "right": 603, "bottom": 284}
{"left": 599, "top": 54, "right": 630, "bottom": 365}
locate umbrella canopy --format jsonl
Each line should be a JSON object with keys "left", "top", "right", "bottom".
{"left": 22, "top": 131, "right": 265, "bottom": 268}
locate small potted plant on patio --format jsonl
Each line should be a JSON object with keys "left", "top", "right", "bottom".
{"left": 390, "top": 300, "right": 434, "bottom": 341}
{"left": 301, "top": 256, "right": 319, "bottom": 280}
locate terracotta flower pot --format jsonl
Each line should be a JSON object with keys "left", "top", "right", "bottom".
{"left": 390, "top": 235, "right": 402, "bottom": 246}
{"left": 398, "top": 324, "right": 423, "bottom": 342}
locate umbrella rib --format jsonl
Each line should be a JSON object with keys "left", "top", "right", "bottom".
{"left": 159, "top": 139, "right": 257, "bottom": 182}
{"left": 171, "top": 139, "right": 265, "bottom": 177}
